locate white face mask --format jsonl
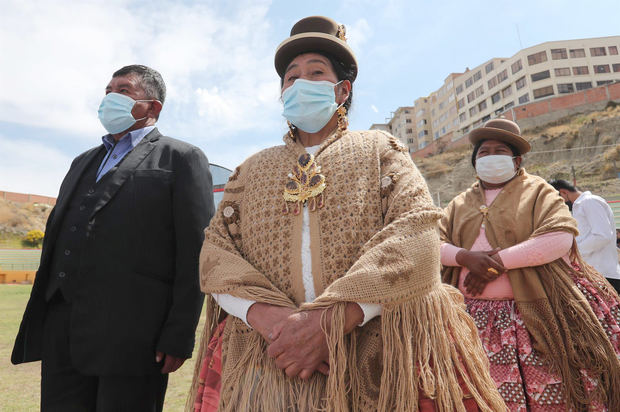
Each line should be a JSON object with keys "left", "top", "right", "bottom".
{"left": 475, "top": 155, "right": 517, "bottom": 184}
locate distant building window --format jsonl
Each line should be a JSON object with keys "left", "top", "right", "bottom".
{"left": 456, "top": 84, "right": 463, "bottom": 94}
{"left": 434, "top": 132, "right": 439, "bottom": 139}
{"left": 569, "top": 48, "right": 586, "bottom": 58}
{"left": 448, "top": 94, "right": 455, "bottom": 102}
{"left": 465, "top": 77, "right": 474, "bottom": 88}
{"left": 404, "top": 110, "right": 410, "bottom": 114}
{"left": 613, "top": 63, "right": 620, "bottom": 72}
{"left": 551, "top": 48, "right": 568, "bottom": 60}
{"left": 407, "top": 138, "right": 414, "bottom": 143}
{"left": 473, "top": 71, "right": 482, "bottom": 82}
{"left": 554, "top": 67, "right": 571, "bottom": 76}
{"left": 531, "top": 70, "right": 551, "bottom": 82}
{"left": 518, "top": 93, "right": 530, "bottom": 104}
{"left": 491, "top": 92, "right": 501, "bottom": 104}
{"left": 511, "top": 59, "right": 523, "bottom": 74}
{"left": 575, "top": 82, "right": 592, "bottom": 90}
{"left": 590, "top": 47, "right": 607, "bottom": 57}
{"left": 457, "top": 98, "right": 465, "bottom": 109}
{"left": 467, "top": 91, "right": 475, "bottom": 103}
{"left": 481, "top": 114, "right": 491, "bottom": 122}
{"left": 597, "top": 80, "right": 613, "bottom": 86}
{"left": 485, "top": 62, "right": 494, "bottom": 74}
{"left": 439, "top": 101, "right": 445, "bottom": 110}
{"left": 504, "top": 101, "right": 514, "bottom": 110}
{"left": 533, "top": 86, "right": 554, "bottom": 99}
{"left": 406, "top": 128, "right": 413, "bottom": 134}
{"left": 416, "top": 109, "right": 425, "bottom": 117}
{"left": 594, "top": 64, "right": 611, "bottom": 73}
{"left": 610, "top": 46, "right": 619, "bottom": 55}
{"left": 557, "top": 83, "right": 574, "bottom": 94}
{"left": 469, "top": 106, "right": 478, "bottom": 116}
{"left": 527, "top": 51, "right": 547, "bottom": 65}
{"left": 478, "top": 100, "right": 487, "bottom": 111}
{"left": 459, "top": 112, "right": 467, "bottom": 122}
{"left": 515, "top": 76, "right": 527, "bottom": 90}
{"left": 418, "top": 130, "right": 429, "bottom": 138}
{"left": 417, "top": 119, "right": 427, "bottom": 127}
{"left": 502, "top": 85, "right": 512, "bottom": 98}
{"left": 462, "top": 126, "right": 470, "bottom": 133}
{"left": 488, "top": 77, "right": 498, "bottom": 89}
{"left": 475, "top": 85, "right": 484, "bottom": 98}
{"left": 573, "top": 66, "right": 589, "bottom": 75}
{"left": 497, "top": 69, "right": 508, "bottom": 83}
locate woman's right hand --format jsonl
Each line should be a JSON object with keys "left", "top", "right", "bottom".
{"left": 456, "top": 248, "right": 507, "bottom": 295}
{"left": 246, "top": 303, "right": 295, "bottom": 343}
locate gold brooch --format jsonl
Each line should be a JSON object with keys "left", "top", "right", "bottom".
{"left": 282, "top": 153, "right": 326, "bottom": 215}
{"left": 479, "top": 205, "right": 489, "bottom": 217}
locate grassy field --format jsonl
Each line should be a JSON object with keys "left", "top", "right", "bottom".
{"left": 0, "top": 284, "right": 206, "bottom": 411}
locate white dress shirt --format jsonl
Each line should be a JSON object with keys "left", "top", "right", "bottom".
{"left": 573, "top": 191, "right": 620, "bottom": 279}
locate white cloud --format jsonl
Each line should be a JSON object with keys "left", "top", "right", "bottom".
{"left": 0, "top": 0, "right": 279, "bottom": 142}
{"left": 346, "top": 18, "right": 372, "bottom": 55}
{"left": 371, "top": 104, "right": 379, "bottom": 113}
{"left": 0, "top": 135, "right": 72, "bottom": 197}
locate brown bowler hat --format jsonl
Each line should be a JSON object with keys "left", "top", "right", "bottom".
{"left": 274, "top": 16, "right": 358, "bottom": 81}
{"left": 469, "top": 118, "right": 531, "bottom": 154}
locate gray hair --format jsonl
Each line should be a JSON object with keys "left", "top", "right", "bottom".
{"left": 113, "top": 65, "right": 166, "bottom": 104}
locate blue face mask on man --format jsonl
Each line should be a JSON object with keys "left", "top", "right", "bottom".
{"left": 97, "top": 92, "right": 153, "bottom": 134}
{"left": 281, "top": 79, "right": 344, "bottom": 133}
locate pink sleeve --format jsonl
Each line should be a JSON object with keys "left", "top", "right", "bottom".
{"left": 441, "top": 243, "right": 464, "bottom": 267}
{"left": 498, "top": 232, "right": 573, "bottom": 269}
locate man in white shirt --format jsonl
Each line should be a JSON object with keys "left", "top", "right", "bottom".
{"left": 550, "top": 179, "right": 620, "bottom": 293}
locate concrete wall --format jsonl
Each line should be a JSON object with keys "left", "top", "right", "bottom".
{"left": 0, "top": 191, "right": 56, "bottom": 205}
{"left": 504, "top": 82, "right": 620, "bottom": 129}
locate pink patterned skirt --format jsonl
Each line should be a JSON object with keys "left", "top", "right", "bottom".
{"left": 466, "top": 277, "right": 620, "bottom": 412}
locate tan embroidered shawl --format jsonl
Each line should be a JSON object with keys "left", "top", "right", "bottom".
{"left": 439, "top": 170, "right": 620, "bottom": 411}
{"left": 189, "top": 129, "right": 505, "bottom": 411}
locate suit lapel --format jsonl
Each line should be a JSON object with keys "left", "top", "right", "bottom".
{"left": 90, "top": 128, "right": 161, "bottom": 218}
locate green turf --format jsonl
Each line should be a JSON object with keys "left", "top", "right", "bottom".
{"left": 0, "top": 285, "right": 205, "bottom": 411}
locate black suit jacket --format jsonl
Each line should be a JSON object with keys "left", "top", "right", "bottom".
{"left": 11, "top": 128, "right": 215, "bottom": 376}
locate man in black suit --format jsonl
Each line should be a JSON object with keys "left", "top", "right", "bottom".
{"left": 12, "top": 65, "right": 215, "bottom": 411}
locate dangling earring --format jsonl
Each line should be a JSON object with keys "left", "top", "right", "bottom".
{"left": 287, "top": 121, "right": 297, "bottom": 141}
{"left": 337, "top": 106, "right": 348, "bottom": 132}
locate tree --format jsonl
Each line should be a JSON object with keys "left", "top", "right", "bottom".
{"left": 23, "top": 230, "right": 44, "bottom": 248}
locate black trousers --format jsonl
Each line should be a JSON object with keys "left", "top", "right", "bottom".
{"left": 41, "top": 294, "right": 168, "bottom": 412}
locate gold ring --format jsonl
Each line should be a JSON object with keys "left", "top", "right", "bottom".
{"left": 487, "top": 268, "right": 499, "bottom": 275}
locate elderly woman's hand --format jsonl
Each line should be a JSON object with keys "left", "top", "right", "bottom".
{"left": 457, "top": 248, "right": 507, "bottom": 295}
{"left": 266, "top": 309, "right": 331, "bottom": 380}
{"left": 246, "top": 303, "right": 296, "bottom": 343}
{"left": 267, "top": 303, "right": 364, "bottom": 380}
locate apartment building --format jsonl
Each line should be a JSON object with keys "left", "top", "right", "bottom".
{"left": 370, "top": 106, "right": 416, "bottom": 152}
{"left": 376, "top": 36, "right": 620, "bottom": 151}
{"left": 456, "top": 36, "right": 620, "bottom": 138}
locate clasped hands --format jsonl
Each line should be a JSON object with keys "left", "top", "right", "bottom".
{"left": 455, "top": 247, "right": 507, "bottom": 296}
{"left": 246, "top": 302, "right": 363, "bottom": 380}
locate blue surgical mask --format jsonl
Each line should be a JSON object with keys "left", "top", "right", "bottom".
{"left": 281, "top": 79, "right": 343, "bottom": 133}
{"left": 97, "top": 92, "right": 151, "bottom": 134}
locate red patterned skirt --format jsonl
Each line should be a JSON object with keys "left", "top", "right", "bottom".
{"left": 466, "top": 277, "right": 620, "bottom": 411}
{"left": 192, "top": 317, "right": 480, "bottom": 411}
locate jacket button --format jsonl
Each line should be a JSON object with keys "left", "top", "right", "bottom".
{"left": 64, "top": 249, "right": 71, "bottom": 256}
{"left": 58, "top": 272, "right": 66, "bottom": 278}
{"left": 70, "top": 226, "right": 77, "bottom": 232}
{"left": 88, "top": 188, "right": 95, "bottom": 194}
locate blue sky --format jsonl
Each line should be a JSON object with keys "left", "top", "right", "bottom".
{"left": 1, "top": 0, "right": 618, "bottom": 196}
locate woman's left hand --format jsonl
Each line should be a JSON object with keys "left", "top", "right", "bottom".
{"left": 266, "top": 309, "right": 331, "bottom": 380}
